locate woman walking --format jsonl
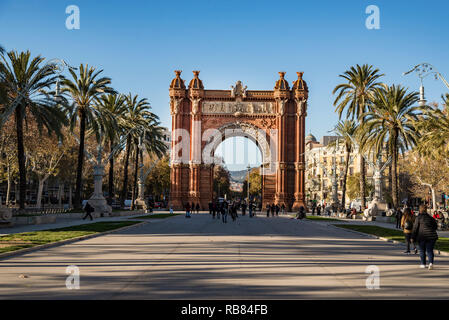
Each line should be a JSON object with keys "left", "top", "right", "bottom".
{"left": 411, "top": 205, "right": 439, "bottom": 270}
{"left": 185, "top": 202, "right": 191, "bottom": 218}
{"left": 401, "top": 207, "right": 417, "bottom": 255}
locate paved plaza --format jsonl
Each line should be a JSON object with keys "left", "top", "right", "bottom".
{"left": 1, "top": 213, "right": 448, "bottom": 299}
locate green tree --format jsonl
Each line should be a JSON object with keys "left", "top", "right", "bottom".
{"left": 0, "top": 50, "right": 66, "bottom": 209}
{"left": 416, "top": 96, "right": 449, "bottom": 159}
{"left": 360, "top": 84, "right": 421, "bottom": 209}
{"left": 346, "top": 172, "right": 373, "bottom": 202}
{"left": 120, "top": 93, "right": 167, "bottom": 209}
{"left": 94, "top": 93, "right": 126, "bottom": 204}
{"left": 146, "top": 156, "right": 170, "bottom": 200}
{"left": 242, "top": 168, "right": 262, "bottom": 198}
{"left": 333, "top": 64, "right": 384, "bottom": 209}
{"left": 60, "top": 64, "right": 115, "bottom": 208}
{"left": 213, "top": 165, "right": 230, "bottom": 198}
{"left": 329, "top": 120, "right": 357, "bottom": 208}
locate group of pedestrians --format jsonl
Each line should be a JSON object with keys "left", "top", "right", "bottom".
{"left": 206, "top": 200, "right": 257, "bottom": 223}
{"left": 400, "top": 204, "right": 439, "bottom": 270}
{"left": 265, "top": 203, "right": 285, "bottom": 217}
{"left": 310, "top": 202, "right": 322, "bottom": 215}
{"left": 183, "top": 202, "right": 202, "bottom": 218}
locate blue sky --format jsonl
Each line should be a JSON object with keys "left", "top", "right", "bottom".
{"left": 1, "top": 0, "right": 448, "bottom": 169}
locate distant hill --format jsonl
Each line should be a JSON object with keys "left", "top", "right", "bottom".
{"left": 229, "top": 168, "right": 254, "bottom": 183}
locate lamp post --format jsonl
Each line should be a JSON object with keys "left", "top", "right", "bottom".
{"left": 246, "top": 165, "right": 250, "bottom": 202}
{"left": 404, "top": 63, "right": 449, "bottom": 106}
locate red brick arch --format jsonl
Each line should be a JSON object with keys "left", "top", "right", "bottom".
{"left": 169, "top": 71, "right": 308, "bottom": 211}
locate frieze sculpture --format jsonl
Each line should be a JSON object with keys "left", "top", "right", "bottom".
{"left": 202, "top": 101, "right": 274, "bottom": 115}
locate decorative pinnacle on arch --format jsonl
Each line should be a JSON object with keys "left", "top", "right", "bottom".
{"left": 275, "top": 71, "right": 290, "bottom": 91}
{"left": 170, "top": 70, "right": 186, "bottom": 90}
{"left": 189, "top": 70, "right": 204, "bottom": 90}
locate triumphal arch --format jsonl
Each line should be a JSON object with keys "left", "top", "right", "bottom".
{"left": 169, "top": 70, "right": 308, "bottom": 211}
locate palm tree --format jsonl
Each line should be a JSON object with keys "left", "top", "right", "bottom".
{"left": 60, "top": 64, "right": 115, "bottom": 208}
{"left": 360, "top": 84, "right": 421, "bottom": 209}
{"left": 330, "top": 120, "right": 357, "bottom": 209}
{"left": 0, "top": 50, "right": 66, "bottom": 209}
{"left": 94, "top": 93, "right": 126, "bottom": 204}
{"left": 120, "top": 93, "right": 167, "bottom": 209}
{"left": 333, "top": 64, "right": 384, "bottom": 209}
{"left": 416, "top": 94, "right": 449, "bottom": 159}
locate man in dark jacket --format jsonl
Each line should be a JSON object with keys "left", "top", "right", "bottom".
{"left": 411, "top": 205, "right": 439, "bottom": 270}
{"left": 83, "top": 202, "right": 94, "bottom": 221}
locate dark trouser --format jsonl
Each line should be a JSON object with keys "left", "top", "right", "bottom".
{"left": 396, "top": 216, "right": 401, "bottom": 228}
{"left": 83, "top": 212, "right": 93, "bottom": 220}
{"left": 404, "top": 233, "right": 416, "bottom": 252}
{"left": 418, "top": 239, "right": 436, "bottom": 265}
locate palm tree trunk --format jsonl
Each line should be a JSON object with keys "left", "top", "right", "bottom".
{"left": 15, "top": 108, "right": 26, "bottom": 209}
{"left": 36, "top": 177, "right": 45, "bottom": 209}
{"left": 391, "top": 133, "right": 399, "bottom": 209}
{"left": 74, "top": 109, "right": 86, "bottom": 209}
{"left": 6, "top": 165, "right": 11, "bottom": 205}
{"left": 131, "top": 143, "right": 139, "bottom": 210}
{"left": 121, "top": 136, "right": 132, "bottom": 207}
{"left": 341, "top": 147, "right": 350, "bottom": 209}
{"left": 108, "top": 141, "right": 114, "bottom": 205}
{"left": 359, "top": 156, "right": 366, "bottom": 210}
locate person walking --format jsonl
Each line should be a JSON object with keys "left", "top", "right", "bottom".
{"left": 275, "top": 204, "right": 280, "bottom": 216}
{"left": 317, "top": 204, "right": 321, "bottom": 216}
{"left": 169, "top": 205, "right": 174, "bottom": 214}
{"left": 185, "top": 202, "right": 191, "bottom": 218}
{"left": 270, "top": 203, "right": 275, "bottom": 217}
{"left": 281, "top": 203, "right": 286, "bottom": 215}
{"left": 396, "top": 207, "right": 403, "bottom": 229}
{"left": 401, "top": 207, "right": 417, "bottom": 254}
{"left": 196, "top": 203, "right": 200, "bottom": 214}
{"left": 82, "top": 201, "right": 94, "bottom": 221}
{"left": 208, "top": 201, "right": 213, "bottom": 215}
{"left": 411, "top": 205, "right": 439, "bottom": 270}
{"left": 231, "top": 202, "right": 238, "bottom": 221}
{"left": 212, "top": 201, "right": 216, "bottom": 219}
{"left": 266, "top": 204, "right": 270, "bottom": 217}
{"left": 222, "top": 201, "right": 228, "bottom": 223}
{"left": 241, "top": 202, "right": 247, "bottom": 216}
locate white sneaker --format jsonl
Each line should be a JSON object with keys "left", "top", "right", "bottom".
{"left": 428, "top": 263, "right": 433, "bottom": 270}
{"left": 420, "top": 265, "right": 426, "bottom": 268}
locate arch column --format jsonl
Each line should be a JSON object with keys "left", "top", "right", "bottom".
{"left": 293, "top": 98, "right": 307, "bottom": 210}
